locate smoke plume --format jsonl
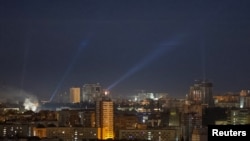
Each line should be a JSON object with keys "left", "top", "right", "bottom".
{"left": 0, "top": 85, "right": 39, "bottom": 112}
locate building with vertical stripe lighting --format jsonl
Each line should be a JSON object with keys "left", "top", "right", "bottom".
{"left": 96, "top": 90, "right": 114, "bottom": 140}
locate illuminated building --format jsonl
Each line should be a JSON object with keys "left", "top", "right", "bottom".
{"left": 0, "top": 123, "right": 32, "bottom": 138}
{"left": 213, "top": 90, "right": 250, "bottom": 108}
{"left": 240, "top": 90, "right": 250, "bottom": 108}
{"left": 169, "top": 108, "right": 181, "bottom": 126}
{"left": 33, "top": 126, "right": 46, "bottom": 138}
{"left": 228, "top": 108, "right": 250, "bottom": 125}
{"left": 119, "top": 129, "right": 178, "bottom": 141}
{"left": 96, "top": 92, "right": 114, "bottom": 140}
{"left": 213, "top": 93, "right": 239, "bottom": 108}
{"left": 188, "top": 80, "right": 214, "bottom": 107}
{"left": 70, "top": 87, "right": 81, "bottom": 103}
{"left": 34, "top": 126, "right": 98, "bottom": 140}
{"left": 46, "top": 127, "right": 98, "bottom": 140}
{"left": 82, "top": 83, "right": 102, "bottom": 102}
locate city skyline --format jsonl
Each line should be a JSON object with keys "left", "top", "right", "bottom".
{"left": 1, "top": 0, "right": 250, "bottom": 100}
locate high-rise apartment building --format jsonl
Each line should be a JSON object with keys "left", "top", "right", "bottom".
{"left": 70, "top": 87, "right": 81, "bottom": 103}
{"left": 82, "top": 83, "right": 102, "bottom": 102}
{"left": 96, "top": 93, "right": 114, "bottom": 140}
{"left": 240, "top": 90, "right": 250, "bottom": 108}
{"left": 188, "top": 80, "right": 214, "bottom": 107}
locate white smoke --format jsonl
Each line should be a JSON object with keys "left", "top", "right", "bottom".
{"left": 23, "top": 98, "right": 39, "bottom": 112}
{"left": 0, "top": 85, "right": 39, "bottom": 112}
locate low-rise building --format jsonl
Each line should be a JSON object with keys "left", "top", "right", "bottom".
{"left": 119, "top": 128, "right": 179, "bottom": 141}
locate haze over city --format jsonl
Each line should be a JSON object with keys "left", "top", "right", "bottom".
{"left": 1, "top": 0, "right": 250, "bottom": 100}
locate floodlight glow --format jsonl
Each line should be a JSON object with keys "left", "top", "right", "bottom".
{"left": 107, "top": 37, "right": 182, "bottom": 91}
{"left": 49, "top": 39, "right": 89, "bottom": 102}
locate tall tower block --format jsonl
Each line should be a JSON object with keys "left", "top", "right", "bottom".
{"left": 69, "top": 87, "right": 81, "bottom": 103}
{"left": 188, "top": 80, "right": 214, "bottom": 107}
{"left": 96, "top": 91, "right": 114, "bottom": 140}
{"left": 82, "top": 83, "right": 101, "bottom": 102}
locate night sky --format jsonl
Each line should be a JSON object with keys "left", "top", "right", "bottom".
{"left": 1, "top": 0, "right": 250, "bottom": 100}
